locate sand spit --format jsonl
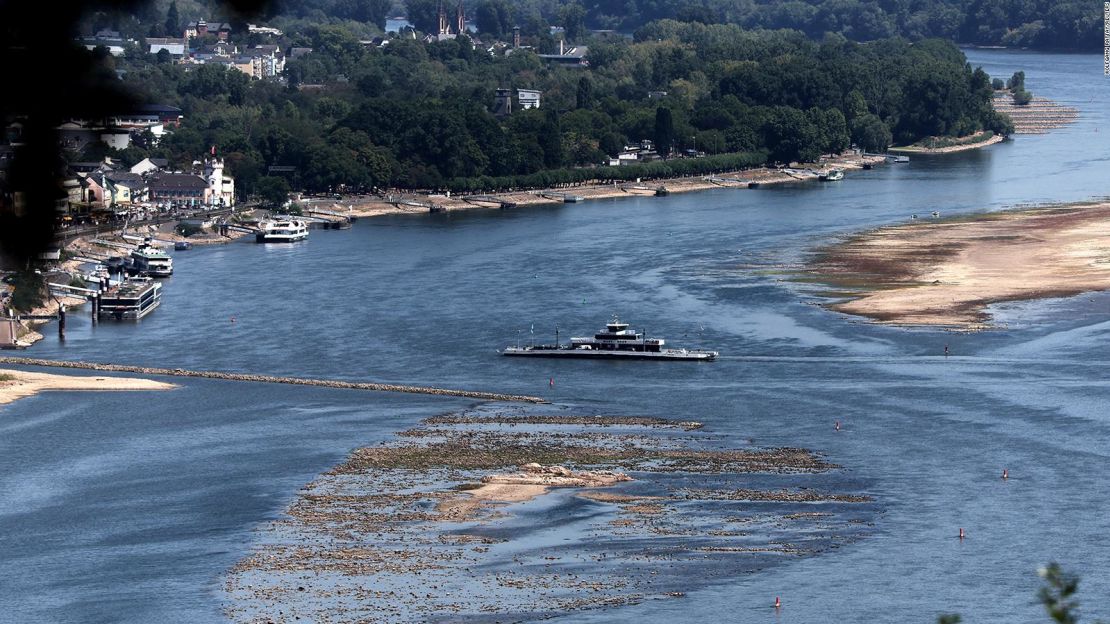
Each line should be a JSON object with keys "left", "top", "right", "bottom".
{"left": 224, "top": 405, "right": 875, "bottom": 623}
{"left": 806, "top": 201, "right": 1110, "bottom": 328}
{"left": 0, "top": 368, "right": 175, "bottom": 406}
{"left": 889, "top": 131, "right": 1006, "bottom": 154}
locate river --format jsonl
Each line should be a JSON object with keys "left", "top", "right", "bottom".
{"left": 2, "top": 49, "right": 1109, "bottom": 623}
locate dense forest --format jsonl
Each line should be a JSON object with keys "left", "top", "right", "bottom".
{"left": 561, "top": 0, "right": 1104, "bottom": 51}
{"left": 108, "top": 0, "right": 1106, "bottom": 51}
{"left": 96, "top": 14, "right": 1010, "bottom": 196}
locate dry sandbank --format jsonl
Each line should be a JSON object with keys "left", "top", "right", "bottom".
{"left": 0, "top": 368, "right": 175, "bottom": 406}
{"left": 807, "top": 201, "right": 1110, "bottom": 328}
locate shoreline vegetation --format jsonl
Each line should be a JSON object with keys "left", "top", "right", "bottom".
{"left": 888, "top": 130, "right": 1005, "bottom": 154}
{"left": 0, "top": 368, "right": 175, "bottom": 406}
{"left": 804, "top": 200, "right": 1110, "bottom": 329}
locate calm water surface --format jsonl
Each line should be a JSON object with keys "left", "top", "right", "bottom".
{"left": 2, "top": 49, "right": 1109, "bottom": 623}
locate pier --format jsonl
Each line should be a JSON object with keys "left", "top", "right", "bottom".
{"left": 386, "top": 195, "right": 445, "bottom": 213}
{"left": 0, "top": 357, "right": 547, "bottom": 403}
{"left": 463, "top": 195, "right": 518, "bottom": 209}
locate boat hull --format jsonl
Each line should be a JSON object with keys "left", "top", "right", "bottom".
{"left": 502, "top": 347, "right": 716, "bottom": 361}
{"left": 256, "top": 233, "right": 309, "bottom": 243}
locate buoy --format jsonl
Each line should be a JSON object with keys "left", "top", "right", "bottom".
{"left": 835, "top": 420, "right": 841, "bottom": 431}
{"left": 774, "top": 596, "right": 781, "bottom": 609}
{"left": 959, "top": 528, "right": 965, "bottom": 540}
{"left": 549, "top": 377, "right": 554, "bottom": 388}
{"left": 1002, "top": 469, "right": 1008, "bottom": 480}
{"left": 230, "top": 316, "right": 236, "bottom": 323}
{"left": 944, "top": 344, "right": 949, "bottom": 356}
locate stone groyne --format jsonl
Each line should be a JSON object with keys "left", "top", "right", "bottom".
{"left": 992, "top": 94, "right": 1078, "bottom": 134}
{"left": 0, "top": 357, "right": 546, "bottom": 403}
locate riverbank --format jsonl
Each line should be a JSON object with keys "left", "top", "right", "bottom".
{"left": 0, "top": 368, "right": 175, "bottom": 406}
{"left": 342, "top": 151, "right": 885, "bottom": 218}
{"left": 224, "top": 404, "right": 874, "bottom": 622}
{"left": 805, "top": 200, "right": 1110, "bottom": 329}
{"left": 889, "top": 131, "right": 1006, "bottom": 154}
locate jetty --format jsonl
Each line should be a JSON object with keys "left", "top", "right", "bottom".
{"left": 463, "top": 195, "right": 517, "bottom": 209}
{"left": 536, "top": 190, "right": 584, "bottom": 203}
{"left": 704, "top": 175, "right": 752, "bottom": 187}
{"left": 0, "top": 357, "right": 547, "bottom": 403}
{"left": 386, "top": 195, "right": 445, "bottom": 213}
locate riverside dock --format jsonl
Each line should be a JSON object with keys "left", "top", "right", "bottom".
{"left": 0, "top": 357, "right": 548, "bottom": 403}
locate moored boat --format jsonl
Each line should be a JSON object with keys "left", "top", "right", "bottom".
{"left": 256, "top": 217, "right": 309, "bottom": 243}
{"left": 128, "top": 238, "right": 173, "bottom": 277}
{"left": 98, "top": 277, "right": 162, "bottom": 320}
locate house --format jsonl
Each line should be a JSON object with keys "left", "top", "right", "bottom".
{"left": 538, "top": 42, "right": 589, "bottom": 66}
{"left": 248, "top": 45, "right": 285, "bottom": 78}
{"left": 186, "top": 20, "right": 232, "bottom": 40}
{"left": 77, "top": 174, "right": 108, "bottom": 208}
{"left": 104, "top": 172, "right": 147, "bottom": 205}
{"left": 148, "top": 173, "right": 209, "bottom": 206}
{"left": 517, "top": 89, "right": 541, "bottom": 110}
{"left": 130, "top": 157, "right": 168, "bottom": 175}
{"left": 247, "top": 24, "right": 283, "bottom": 37}
{"left": 148, "top": 37, "right": 187, "bottom": 57}
{"left": 58, "top": 121, "right": 132, "bottom": 152}
{"left": 81, "top": 29, "right": 130, "bottom": 56}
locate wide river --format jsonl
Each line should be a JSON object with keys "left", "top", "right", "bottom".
{"left": 3, "top": 49, "right": 1109, "bottom": 623}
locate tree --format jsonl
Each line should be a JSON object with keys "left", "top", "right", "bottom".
{"left": 576, "top": 76, "right": 593, "bottom": 109}
{"left": 561, "top": 3, "right": 587, "bottom": 42}
{"left": 653, "top": 106, "right": 674, "bottom": 158}
{"left": 1008, "top": 70, "right": 1026, "bottom": 91}
{"left": 539, "top": 108, "right": 563, "bottom": 168}
{"left": 256, "top": 176, "right": 291, "bottom": 208}
{"left": 164, "top": 0, "right": 180, "bottom": 36}
{"left": 851, "top": 113, "right": 892, "bottom": 152}
{"left": 405, "top": 0, "right": 441, "bottom": 34}
{"left": 475, "top": 0, "right": 512, "bottom": 39}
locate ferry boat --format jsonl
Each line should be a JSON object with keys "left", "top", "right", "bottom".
{"left": 128, "top": 238, "right": 173, "bottom": 277}
{"left": 98, "top": 277, "right": 162, "bottom": 320}
{"left": 256, "top": 217, "right": 309, "bottom": 243}
{"left": 502, "top": 316, "right": 718, "bottom": 361}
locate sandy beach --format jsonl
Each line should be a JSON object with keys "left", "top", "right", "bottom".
{"left": 0, "top": 368, "right": 175, "bottom": 406}
{"left": 807, "top": 201, "right": 1110, "bottom": 328}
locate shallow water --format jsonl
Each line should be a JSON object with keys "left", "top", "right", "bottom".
{"left": 2, "top": 49, "right": 1109, "bottom": 622}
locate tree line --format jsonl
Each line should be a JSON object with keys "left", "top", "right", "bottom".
{"left": 563, "top": 0, "right": 1103, "bottom": 51}
{"left": 86, "top": 15, "right": 1012, "bottom": 198}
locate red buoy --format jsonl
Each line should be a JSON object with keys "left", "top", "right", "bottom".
{"left": 549, "top": 377, "right": 555, "bottom": 388}
{"left": 959, "top": 528, "right": 965, "bottom": 540}
{"left": 834, "top": 420, "right": 841, "bottom": 431}
{"left": 774, "top": 596, "right": 781, "bottom": 609}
